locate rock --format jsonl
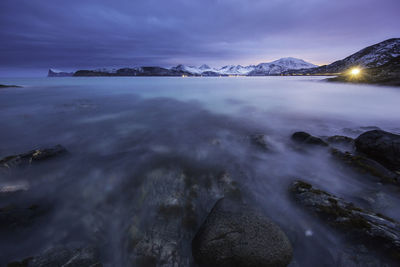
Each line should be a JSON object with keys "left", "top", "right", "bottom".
{"left": 8, "top": 246, "right": 102, "bottom": 267}
{"left": 355, "top": 130, "right": 400, "bottom": 172}
{"left": 290, "top": 180, "right": 400, "bottom": 261}
{"left": 192, "top": 198, "right": 293, "bottom": 267}
{"left": 127, "top": 167, "right": 242, "bottom": 266}
{"left": 330, "top": 148, "right": 399, "bottom": 184}
{"left": 0, "top": 145, "right": 67, "bottom": 170}
{"left": 250, "top": 134, "right": 269, "bottom": 150}
{"left": 291, "top": 132, "right": 328, "bottom": 147}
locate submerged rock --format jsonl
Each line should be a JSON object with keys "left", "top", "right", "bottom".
{"left": 250, "top": 134, "right": 269, "bottom": 151}
{"left": 355, "top": 130, "right": 400, "bottom": 172}
{"left": 326, "top": 135, "right": 354, "bottom": 145}
{"left": 8, "top": 246, "right": 102, "bottom": 267}
{"left": 0, "top": 145, "right": 67, "bottom": 170}
{"left": 291, "top": 132, "right": 328, "bottom": 147}
{"left": 0, "top": 202, "right": 51, "bottom": 232}
{"left": 290, "top": 180, "right": 400, "bottom": 261}
{"left": 330, "top": 148, "right": 399, "bottom": 184}
{"left": 192, "top": 198, "right": 293, "bottom": 267}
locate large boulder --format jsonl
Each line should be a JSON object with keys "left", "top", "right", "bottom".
{"left": 192, "top": 198, "right": 293, "bottom": 267}
{"left": 355, "top": 130, "right": 400, "bottom": 172}
{"left": 330, "top": 148, "right": 399, "bottom": 184}
{"left": 291, "top": 132, "right": 328, "bottom": 147}
{"left": 291, "top": 180, "right": 400, "bottom": 262}
{"left": 127, "top": 168, "right": 242, "bottom": 267}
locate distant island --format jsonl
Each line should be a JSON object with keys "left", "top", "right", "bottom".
{"left": 0, "top": 84, "right": 22, "bottom": 89}
{"left": 49, "top": 38, "right": 400, "bottom": 86}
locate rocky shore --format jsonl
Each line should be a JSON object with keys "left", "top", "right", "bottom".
{"left": 2, "top": 128, "right": 400, "bottom": 266}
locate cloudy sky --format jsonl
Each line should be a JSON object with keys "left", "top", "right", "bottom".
{"left": 1, "top": 0, "right": 399, "bottom": 76}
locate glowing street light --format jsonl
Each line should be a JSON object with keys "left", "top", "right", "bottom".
{"left": 350, "top": 67, "right": 361, "bottom": 76}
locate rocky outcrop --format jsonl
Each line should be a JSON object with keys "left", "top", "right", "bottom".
{"left": 291, "top": 132, "right": 328, "bottom": 147}
{"left": 8, "top": 246, "right": 102, "bottom": 267}
{"left": 0, "top": 145, "right": 67, "bottom": 170}
{"left": 330, "top": 148, "right": 399, "bottom": 184}
{"left": 291, "top": 180, "right": 400, "bottom": 261}
{"left": 355, "top": 130, "right": 400, "bottom": 172}
{"left": 192, "top": 198, "right": 293, "bottom": 267}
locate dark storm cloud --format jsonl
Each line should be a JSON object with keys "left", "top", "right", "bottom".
{"left": 0, "top": 0, "right": 399, "bottom": 75}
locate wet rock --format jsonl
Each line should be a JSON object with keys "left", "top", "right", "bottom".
{"left": 290, "top": 180, "right": 400, "bottom": 261}
{"left": 127, "top": 168, "right": 242, "bottom": 266}
{"left": 192, "top": 198, "right": 293, "bottom": 267}
{"left": 291, "top": 132, "right": 328, "bottom": 147}
{"left": 0, "top": 145, "right": 67, "bottom": 170}
{"left": 330, "top": 148, "right": 399, "bottom": 184}
{"left": 355, "top": 130, "right": 400, "bottom": 172}
{"left": 250, "top": 134, "right": 269, "bottom": 150}
{"left": 8, "top": 246, "right": 102, "bottom": 267}
{"left": 326, "top": 135, "right": 354, "bottom": 145}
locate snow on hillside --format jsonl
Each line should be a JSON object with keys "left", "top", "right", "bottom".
{"left": 170, "top": 57, "right": 317, "bottom": 76}
{"left": 339, "top": 38, "right": 400, "bottom": 67}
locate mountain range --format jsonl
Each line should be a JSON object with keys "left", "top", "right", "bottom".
{"left": 48, "top": 38, "right": 400, "bottom": 78}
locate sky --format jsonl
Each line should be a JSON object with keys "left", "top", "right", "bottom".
{"left": 0, "top": 0, "right": 399, "bottom": 76}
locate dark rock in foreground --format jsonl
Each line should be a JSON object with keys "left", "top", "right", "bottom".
{"left": 355, "top": 130, "right": 400, "bottom": 172}
{"left": 8, "top": 246, "right": 102, "bottom": 267}
{"left": 192, "top": 198, "right": 293, "bottom": 267}
{"left": 291, "top": 180, "right": 400, "bottom": 261}
{"left": 330, "top": 148, "right": 399, "bottom": 184}
{"left": 0, "top": 145, "right": 67, "bottom": 170}
{"left": 127, "top": 168, "right": 242, "bottom": 266}
{"left": 291, "top": 132, "right": 328, "bottom": 147}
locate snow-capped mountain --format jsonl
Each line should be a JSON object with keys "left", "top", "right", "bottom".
{"left": 288, "top": 38, "right": 400, "bottom": 75}
{"left": 248, "top": 57, "right": 318, "bottom": 75}
{"left": 171, "top": 64, "right": 204, "bottom": 74}
{"left": 169, "top": 58, "right": 317, "bottom": 76}
{"left": 217, "top": 65, "right": 256, "bottom": 75}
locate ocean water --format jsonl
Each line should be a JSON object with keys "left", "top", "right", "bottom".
{"left": 1, "top": 76, "right": 400, "bottom": 266}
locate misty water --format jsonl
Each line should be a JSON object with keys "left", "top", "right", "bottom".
{"left": 1, "top": 76, "right": 400, "bottom": 266}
